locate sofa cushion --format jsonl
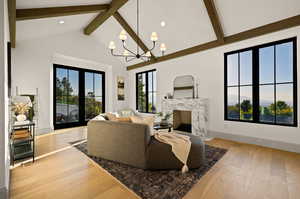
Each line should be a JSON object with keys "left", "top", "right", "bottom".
{"left": 106, "top": 112, "right": 119, "bottom": 121}
{"left": 131, "top": 115, "right": 155, "bottom": 135}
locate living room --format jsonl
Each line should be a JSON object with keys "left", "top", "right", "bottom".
{"left": 1, "top": 0, "right": 300, "bottom": 199}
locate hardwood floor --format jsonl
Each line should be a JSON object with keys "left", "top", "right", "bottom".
{"left": 10, "top": 128, "right": 300, "bottom": 199}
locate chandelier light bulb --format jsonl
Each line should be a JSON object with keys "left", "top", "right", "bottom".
{"left": 109, "top": 41, "right": 116, "bottom": 50}
{"left": 119, "top": 30, "right": 127, "bottom": 41}
{"left": 123, "top": 50, "right": 129, "bottom": 56}
{"left": 145, "top": 51, "right": 151, "bottom": 57}
{"left": 151, "top": 32, "right": 158, "bottom": 41}
{"left": 160, "top": 43, "right": 167, "bottom": 52}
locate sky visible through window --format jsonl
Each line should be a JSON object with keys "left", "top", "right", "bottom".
{"left": 228, "top": 42, "right": 293, "bottom": 106}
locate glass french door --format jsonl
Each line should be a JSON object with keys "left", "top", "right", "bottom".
{"left": 84, "top": 72, "right": 104, "bottom": 121}
{"left": 54, "top": 65, "right": 105, "bottom": 129}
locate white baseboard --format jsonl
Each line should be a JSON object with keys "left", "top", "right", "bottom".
{"left": 36, "top": 127, "right": 54, "bottom": 136}
{"left": 209, "top": 130, "right": 300, "bottom": 153}
{"left": 0, "top": 187, "right": 8, "bottom": 199}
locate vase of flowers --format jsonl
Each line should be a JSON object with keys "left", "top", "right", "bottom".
{"left": 157, "top": 112, "right": 172, "bottom": 126}
{"left": 12, "top": 102, "right": 31, "bottom": 121}
{"left": 11, "top": 96, "right": 33, "bottom": 122}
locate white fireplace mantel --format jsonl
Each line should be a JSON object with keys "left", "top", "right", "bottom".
{"left": 161, "top": 98, "right": 209, "bottom": 137}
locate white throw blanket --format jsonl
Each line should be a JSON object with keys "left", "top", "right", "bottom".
{"left": 154, "top": 132, "right": 191, "bottom": 173}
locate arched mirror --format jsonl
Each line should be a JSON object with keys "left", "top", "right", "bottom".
{"left": 173, "top": 75, "right": 194, "bottom": 99}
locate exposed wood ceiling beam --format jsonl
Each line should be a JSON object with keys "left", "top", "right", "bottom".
{"left": 203, "top": 0, "right": 224, "bottom": 42}
{"left": 127, "top": 15, "right": 300, "bottom": 71}
{"left": 113, "top": 12, "right": 155, "bottom": 58}
{"left": 16, "top": 4, "right": 109, "bottom": 21}
{"left": 8, "top": 0, "right": 16, "bottom": 48}
{"left": 84, "top": 0, "right": 128, "bottom": 35}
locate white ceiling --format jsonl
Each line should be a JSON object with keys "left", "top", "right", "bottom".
{"left": 16, "top": 14, "right": 98, "bottom": 41}
{"left": 15, "top": 0, "right": 300, "bottom": 65}
{"left": 215, "top": 0, "right": 300, "bottom": 36}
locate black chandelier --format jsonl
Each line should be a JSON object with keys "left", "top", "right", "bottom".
{"left": 108, "top": 0, "right": 167, "bottom": 62}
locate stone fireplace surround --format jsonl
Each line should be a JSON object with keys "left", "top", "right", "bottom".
{"left": 161, "top": 98, "right": 208, "bottom": 137}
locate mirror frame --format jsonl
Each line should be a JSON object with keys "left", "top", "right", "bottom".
{"left": 173, "top": 75, "right": 195, "bottom": 99}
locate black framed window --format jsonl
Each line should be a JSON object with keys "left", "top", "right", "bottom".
{"left": 54, "top": 64, "right": 105, "bottom": 129}
{"left": 225, "top": 37, "right": 297, "bottom": 126}
{"left": 136, "top": 69, "right": 157, "bottom": 113}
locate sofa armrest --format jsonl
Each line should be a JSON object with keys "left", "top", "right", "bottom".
{"left": 87, "top": 120, "right": 151, "bottom": 168}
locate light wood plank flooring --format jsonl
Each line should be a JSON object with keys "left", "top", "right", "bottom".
{"left": 10, "top": 128, "right": 300, "bottom": 199}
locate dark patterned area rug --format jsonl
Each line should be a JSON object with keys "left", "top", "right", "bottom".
{"left": 74, "top": 142, "right": 227, "bottom": 199}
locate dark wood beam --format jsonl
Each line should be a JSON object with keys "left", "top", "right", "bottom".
{"left": 84, "top": 0, "right": 128, "bottom": 35}
{"left": 127, "top": 15, "right": 300, "bottom": 70}
{"left": 16, "top": 4, "right": 109, "bottom": 21}
{"left": 8, "top": 0, "right": 16, "bottom": 48}
{"left": 127, "top": 40, "right": 222, "bottom": 70}
{"left": 113, "top": 12, "right": 155, "bottom": 58}
{"left": 203, "top": 0, "right": 224, "bottom": 42}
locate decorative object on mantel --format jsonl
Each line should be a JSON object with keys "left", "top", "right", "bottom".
{"left": 173, "top": 75, "right": 195, "bottom": 99}
{"left": 11, "top": 96, "right": 32, "bottom": 123}
{"left": 162, "top": 98, "right": 213, "bottom": 140}
{"left": 166, "top": 93, "right": 173, "bottom": 99}
{"left": 108, "top": 0, "right": 167, "bottom": 62}
{"left": 157, "top": 112, "right": 173, "bottom": 126}
{"left": 117, "top": 76, "right": 125, "bottom": 101}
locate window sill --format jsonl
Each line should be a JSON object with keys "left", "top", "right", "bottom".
{"left": 224, "top": 119, "right": 298, "bottom": 127}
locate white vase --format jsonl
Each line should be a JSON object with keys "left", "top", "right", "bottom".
{"left": 16, "top": 114, "right": 27, "bottom": 122}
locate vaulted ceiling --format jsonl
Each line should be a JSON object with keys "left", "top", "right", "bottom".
{"left": 11, "top": 0, "right": 300, "bottom": 69}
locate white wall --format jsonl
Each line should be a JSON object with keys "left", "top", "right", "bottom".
{"left": 129, "top": 26, "right": 300, "bottom": 147}
{"left": 0, "top": 0, "right": 10, "bottom": 196}
{"left": 12, "top": 32, "right": 128, "bottom": 133}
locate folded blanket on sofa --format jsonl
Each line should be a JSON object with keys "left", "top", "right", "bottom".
{"left": 154, "top": 132, "right": 191, "bottom": 173}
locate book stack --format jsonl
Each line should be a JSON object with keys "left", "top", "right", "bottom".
{"left": 12, "top": 129, "right": 30, "bottom": 140}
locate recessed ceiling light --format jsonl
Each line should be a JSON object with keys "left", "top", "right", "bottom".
{"left": 160, "top": 21, "right": 166, "bottom": 27}
{"left": 59, "top": 20, "right": 65, "bottom": 24}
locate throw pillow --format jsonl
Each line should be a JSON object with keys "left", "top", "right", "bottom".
{"left": 118, "top": 109, "right": 137, "bottom": 117}
{"left": 116, "top": 117, "right": 132, "bottom": 123}
{"left": 106, "top": 112, "right": 131, "bottom": 123}
{"left": 106, "top": 112, "right": 119, "bottom": 121}
{"left": 130, "top": 115, "right": 155, "bottom": 135}
{"left": 91, "top": 115, "right": 106, "bottom": 121}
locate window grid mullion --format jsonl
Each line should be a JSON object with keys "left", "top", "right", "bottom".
{"left": 274, "top": 45, "right": 277, "bottom": 123}
{"left": 67, "top": 70, "right": 69, "bottom": 122}
{"left": 146, "top": 72, "right": 149, "bottom": 113}
{"left": 238, "top": 53, "right": 241, "bottom": 120}
{"left": 152, "top": 72, "right": 154, "bottom": 113}
{"left": 253, "top": 48, "right": 259, "bottom": 123}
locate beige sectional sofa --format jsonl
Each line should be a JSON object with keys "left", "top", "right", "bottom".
{"left": 87, "top": 119, "right": 205, "bottom": 170}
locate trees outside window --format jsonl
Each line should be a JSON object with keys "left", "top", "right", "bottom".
{"left": 136, "top": 70, "right": 157, "bottom": 113}
{"left": 54, "top": 65, "right": 105, "bottom": 129}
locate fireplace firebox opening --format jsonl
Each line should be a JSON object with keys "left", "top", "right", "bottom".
{"left": 173, "top": 110, "right": 192, "bottom": 133}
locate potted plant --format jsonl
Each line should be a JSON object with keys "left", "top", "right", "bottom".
{"left": 157, "top": 112, "right": 172, "bottom": 126}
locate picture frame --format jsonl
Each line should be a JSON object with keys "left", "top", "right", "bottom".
{"left": 117, "top": 76, "right": 125, "bottom": 101}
